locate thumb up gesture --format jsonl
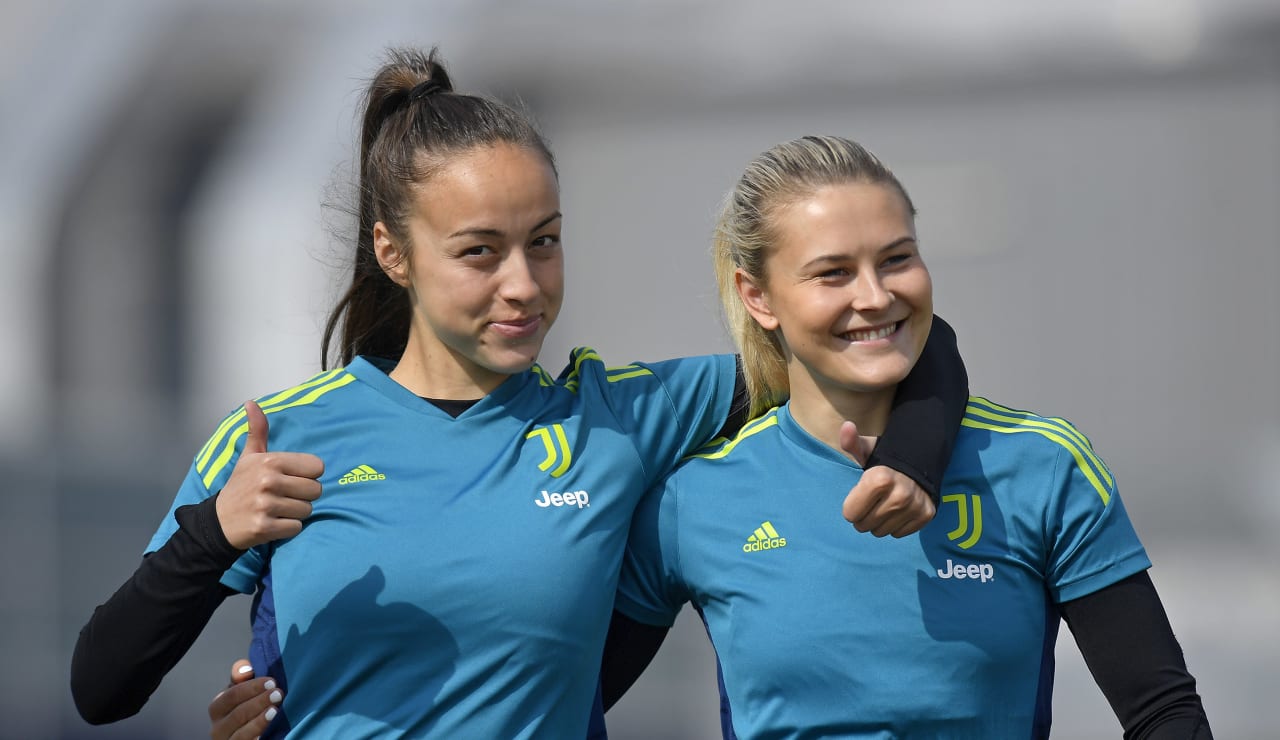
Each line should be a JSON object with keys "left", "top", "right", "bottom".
{"left": 838, "top": 420, "right": 936, "bottom": 538}
{"left": 214, "top": 400, "right": 325, "bottom": 550}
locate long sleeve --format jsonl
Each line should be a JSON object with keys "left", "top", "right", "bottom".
{"left": 1060, "top": 570, "right": 1213, "bottom": 739}
{"left": 71, "top": 495, "right": 241, "bottom": 724}
{"left": 866, "top": 314, "right": 968, "bottom": 501}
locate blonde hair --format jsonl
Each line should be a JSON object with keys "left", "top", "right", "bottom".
{"left": 712, "top": 135, "right": 916, "bottom": 417}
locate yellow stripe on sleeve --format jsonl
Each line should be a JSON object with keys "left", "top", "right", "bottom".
{"left": 960, "top": 415, "right": 1113, "bottom": 505}
{"left": 195, "top": 369, "right": 343, "bottom": 472}
{"left": 965, "top": 396, "right": 1114, "bottom": 489}
{"left": 200, "top": 373, "right": 357, "bottom": 489}
{"left": 690, "top": 411, "right": 779, "bottom": 460}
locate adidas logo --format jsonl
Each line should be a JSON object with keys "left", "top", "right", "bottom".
{"left": 743, "top": 521, "right": 787, "bottom": 553}
{"left": 338, "top": 465, "right": 387, "bottom": 485}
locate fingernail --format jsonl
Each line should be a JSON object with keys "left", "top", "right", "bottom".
{"left": 265, "top": 706, "right": 278, "bottom": 722}
{"left": 237, "top": 664, "right": 254, "bottom": 675}
{"left": 269, "top": 689, "right": 283, "bottom": 704}
{"left": 264, "top": 679, "right": 276, "bottom": 691}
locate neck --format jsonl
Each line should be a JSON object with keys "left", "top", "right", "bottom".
{"left": 389, "top": 331, "right": 510, "bottom": 400}
{"left": 786, "top": 374, "right": 896, "bottom": 462}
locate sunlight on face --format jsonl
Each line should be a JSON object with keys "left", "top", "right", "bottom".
{"left": 744, "top": 181, "right": 932, "bottom": 411}
{"left": 377, "top": 143, "right": 563, "bottom": 398}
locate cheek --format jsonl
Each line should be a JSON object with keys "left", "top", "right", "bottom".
{"left": 538, "top": 261, "right": 566, "bottom": 301}
{"left": 895, "top": 269, "right": 933, "bottom": 314}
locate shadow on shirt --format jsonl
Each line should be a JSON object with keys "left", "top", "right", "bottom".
{"left": 256, "top": 565, "right": 460, "bottom": 737}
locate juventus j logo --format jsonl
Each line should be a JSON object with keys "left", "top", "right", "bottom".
{"left": 942, "top": 493, "right": 983, "bottom": 549}
{"left": 526, "top": 424, "right": 572, "bottom": 478}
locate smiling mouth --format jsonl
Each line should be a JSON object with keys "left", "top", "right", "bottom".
{"left": 841, "top": 321, "right": 901, "bottom": 343}
{"left": 490, "top": 316, "right": 542, "bottom": 338}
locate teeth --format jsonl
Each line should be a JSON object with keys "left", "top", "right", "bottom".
{"left": 845, "top": 323, "right": 897, "bottom": 342}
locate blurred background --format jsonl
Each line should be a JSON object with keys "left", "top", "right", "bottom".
{"left": 3, "top": 0, "right": 1277, "bottom": 737}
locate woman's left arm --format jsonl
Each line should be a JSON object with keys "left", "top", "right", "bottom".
{"left": 866, "top": 314, "right": 968, "bottom": 502}
{"left": 1060, "top": 570, "right": 1213, "bottom": 739}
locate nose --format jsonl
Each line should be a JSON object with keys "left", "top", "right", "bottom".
{"left": 498, "top": 250, "right": 541, "bottom": 305}
{"left": 851, "top": 273, "right": 893, "bottom": 312}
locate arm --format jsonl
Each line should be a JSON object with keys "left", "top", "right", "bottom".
{"left": 842, "top": 315, "right": 968, "bottom": 536}
{"left": 600, "top": 609, "right": 670, "bottom": 710}
{"left": 72, "top": 401, "right": 322, "bottom": 724}
{"left": 71, "top": 496, "right": 240, "bottom": 723}
{"left": 1060, "top": 570, "right": 1213, "bottom": 739}
{"left": 866, "top": 314, "right": 968, "bottom": 502}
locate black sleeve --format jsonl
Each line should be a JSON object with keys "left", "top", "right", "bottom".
{"left": 1060, "top": 570, "right": 1213, "bottom": 739}
{"left": 865, "top": 314, "right": 968, "bottom": 502}
{"left": 715, "top": 356, "right": 753, "bottom": 441}
{"left": 70, "top": 495, "right": 243, "bottom": 724}
{"left": 599, "top": 610, "right": 670, "bottom": 711}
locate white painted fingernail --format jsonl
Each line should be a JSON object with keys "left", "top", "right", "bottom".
{"left": 237, "top": 664, "right": 254, "bottom": 675}
{"left": 265, "top": 706, "right": 278, "bottom": 721}
{"left": 263, "top": 679, "right": 276, "bottom": 691}
{"left": 269, "top": 689, "right": 283, "bottom": 704}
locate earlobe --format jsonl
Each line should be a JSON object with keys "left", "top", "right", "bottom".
{"left": 373, "top": 221, "right": 410, "bottom": 287}
{"left": 735, "top": 269, "right": 779, "bottom": 331}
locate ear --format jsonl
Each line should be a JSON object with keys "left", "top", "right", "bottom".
{"left": 373, "top": 221, "right": 410, "bottom": 287}
{"left": 735, "top": 268, "right": 779, "bottom": 332}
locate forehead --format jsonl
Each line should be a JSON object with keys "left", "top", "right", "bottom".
{"left": 410, "top": 143, "right": 560, "bottom": 225}
{"left": 769, "top": 182, "right": 914, "bottom": 255}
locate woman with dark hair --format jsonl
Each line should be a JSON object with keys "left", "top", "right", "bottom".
{"left": 71, "top": 52, "right": 967, "bottom": 738}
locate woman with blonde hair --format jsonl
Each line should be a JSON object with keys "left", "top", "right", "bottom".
{"left": 72, "top": 51, "right": 968, "bottom": 738}
{"left": 612, "top": 135, "right": 1212, "bottom": 738}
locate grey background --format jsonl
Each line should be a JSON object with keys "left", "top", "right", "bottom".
{"left": 2, "top": 1, "right": 1276, "bottom": 737}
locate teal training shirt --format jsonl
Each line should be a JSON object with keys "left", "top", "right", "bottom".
{"left": 146, "top": 348, "right": 736, "bottom": 738}
{"left": 616, "top": 396, "right": 1151, "bottom": 740}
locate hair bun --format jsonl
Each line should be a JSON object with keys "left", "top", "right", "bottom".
{"left": 408, "top": 78, "right": 447, "bottom": 102}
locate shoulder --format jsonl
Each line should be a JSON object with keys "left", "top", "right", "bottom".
{"left": 958, "top": 395, "right": 1114, "bottom": 503}
{"left": 961, "top": 396, "right": 1102, "bottom": 456}
{"left": 682, "top": 408, "right": 783, "bottom": 466}
{"left": 192, "top": 367, "right": 358, "bottom": 484}
{"left": 540, "top": 346, "right": 732, "bottom": 394}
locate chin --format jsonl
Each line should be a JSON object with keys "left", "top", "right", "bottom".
{"left": 487, "top": 350, "right": 543, "bottom": 375}
{"left": 845, "top": 359, "right": 915, "bottom": 392}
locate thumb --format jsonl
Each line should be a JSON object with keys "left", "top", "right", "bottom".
{"left": 229, "top": 659, "right": 255, "bottom": 686}
{"left": 839, "top": 420, "right": 871, "bottom": 466}
{"left": 243, "top": 400, "right": 269, "bottom": 455}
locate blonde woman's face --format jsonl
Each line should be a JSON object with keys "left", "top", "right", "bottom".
{"left": 738, "top": 181, "right": 932, "bottom": 398}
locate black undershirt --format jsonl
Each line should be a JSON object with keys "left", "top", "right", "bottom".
{"left": 69, "top": 318, "right": 1210, "bottom": 736}
{"left": 422, "top": 397, "right": 479, "bottom": 417}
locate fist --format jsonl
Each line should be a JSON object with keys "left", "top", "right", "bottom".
{"left": 215, "top": 400, "right": 324, "bottom": 550}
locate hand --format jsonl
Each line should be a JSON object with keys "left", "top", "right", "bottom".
{"left": 215, "top": 400, "right": 324, "bottom": 550}
{"left": 209, "top": 660, "right": 282, "bottom": 740}
{"left": 839, "top": 420, "right": 937, "bottom": 538}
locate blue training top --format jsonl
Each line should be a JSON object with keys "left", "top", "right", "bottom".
{"left": 616, "top": 396, "right": 1151, "bottom": 740}
{"left": 146, "top": 348, "right": 736, "bottom": 739}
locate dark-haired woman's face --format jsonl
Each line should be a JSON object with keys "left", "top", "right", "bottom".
{"left": 382, "top": 143, "right": 563, "bottom": 395}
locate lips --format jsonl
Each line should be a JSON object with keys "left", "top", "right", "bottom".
{"left": 841, "top": 320, "right": 901, "bottom": 343}
{"left": 489, "top": 316, "right": 542, "bottom": 339}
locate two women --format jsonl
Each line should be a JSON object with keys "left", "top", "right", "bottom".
{"left": 72, "top": 51, "right": 964, "bottom": 738}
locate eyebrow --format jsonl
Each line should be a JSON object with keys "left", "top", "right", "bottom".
{"left": 799, "top": 236, "right": 917, "bottom": 269}
{"left": 447, "top": 211, "right": 562, "bottom": 240}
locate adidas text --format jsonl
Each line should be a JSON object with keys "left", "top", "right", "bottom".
{"left": 339, "top": 470, "right": 386, "bottom": 485}
{"left": 743, "top": 537, "right": 786, "bottom": 553}
{"left": 936, "top": 558, "right": 995, "bottom": 583}
{"left": 535, "top": 490, "right": 590, "bottom": 508}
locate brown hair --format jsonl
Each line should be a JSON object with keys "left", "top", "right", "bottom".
{"left": 321, "top": 47, "right": 556, "bottom": 367}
